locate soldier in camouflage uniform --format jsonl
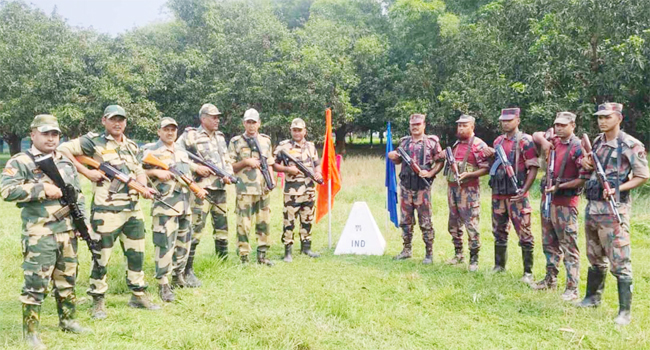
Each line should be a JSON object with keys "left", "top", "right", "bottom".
{"left": 141, "top": 117, "right": 205, "bottom": 302}
{"left": 577, "top": 103, "right": 649, "bottom": 326}
{"left": 229, "top": 108, "right": 275, "bottom": 265}
{"left": 443, "top": 115, "right": 490, "bottom": 272}
{"left": 58, "top": 105, "right": 160, "bottom": 319}
{"left": 1, "top": 115, "right": 88, "bottom": 349}
{"left": 176, "top": 103, "right": 232, "bottom": 287}
{"left": 387, "top": 113, "right": 444, "bottom": 264}
{"left": 272, "top": 118, "right": 323, "bottom": 262}
{"left": 487, "top": 108, "right": 539, "bottom": 284}
{"left": 531, "top": 112, "right": 587, "bottom": 301}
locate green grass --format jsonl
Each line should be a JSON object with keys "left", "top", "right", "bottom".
{"left": 1, "top": 155, "right": 650, "bottom": 349}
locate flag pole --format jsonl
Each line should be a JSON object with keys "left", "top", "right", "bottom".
{"left": 328, "top": 176, "right": 332, "bottom": 249}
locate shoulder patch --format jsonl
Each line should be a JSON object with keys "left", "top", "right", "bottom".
{"left": 85, "top": 132, "right": 100, "bottom": 138}
{"left": 278, "top": 140, "right": 290, "bottom": 146}
{"left": 184, "top": 127, "right": 197, "bottom": 132}
{"left": 259, "top": 133, "right": 271, "bottom": 139}
{"left": 230, "top": 135, "right": 243, "bottom": 143}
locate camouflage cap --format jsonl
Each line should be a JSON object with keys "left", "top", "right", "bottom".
{"left": 554, "top": 111, "right": 576, "bottom": 124}
{"left": 456, "top": 114, "right": 476, "bottom": 123}
{"left": 594, "top": 102, "right": 623, "bottom": 116}
{"left": 243, "top": 108, "right": 260, "bottom": 122}
{"left": 409, "top": 114, "right": 426, "bottom": 124}
{"left": 103, "top": 105, "right": 127, "bottom": 119}
{"left": 160, "top": 117, "right": 178, "bottom": 129}
{"left": 30, "top": 114, "right": 61, "bottom": 133}
{"left": 199, "top": 103, "right": 222, "bottom": 116}
{"left": 499, "top": 108, "right": 520, "bottom": 121}
{"left": 290, "top": 118, "right": 306, "bottom": 129}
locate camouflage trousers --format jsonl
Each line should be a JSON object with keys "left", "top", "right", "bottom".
{"left": 399, "top": 187, "right": 434, "bottom": 247}
{"left": 541, "top": 203, "right": 580, "bottom": 289}
{"left": 88, "top": 209, "right": 147, "bottom": 297}
{"left": 152, "top": 214, "right": 192, "bottom": 285}
{"left": 282, "top": 192, "right": 315, "bottom": 245}
{"left": 492, "top": 196, "right": 534, "bottom": 248}
{"left": 20, "top": 231, "right": 78, "bottom": 305}
{"left": 585, "top": 208, "right": 632, "bottom": 279}
{"left": 191, "top": 189, "right": 228, "bottom": 244}
{"left": 447, "top": 185, "right": 481, "bottom": 250}
{"left": 236, "top": 193, "right": 271, "bottom": 256}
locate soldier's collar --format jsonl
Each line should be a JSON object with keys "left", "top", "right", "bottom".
{"left": 197, "top": 125, "right": 214, "bottom": 136}
{"left": 156, "top": 139, "right": 175, "bottom": 152}
{"left": 104, "top": 133, "right": 126, "bottom": 144}
{"left": 28, "top": 146, "right": 60, "bottom": 159}
{"left": 291, "top": 139, "right": 306, "bottom": 147}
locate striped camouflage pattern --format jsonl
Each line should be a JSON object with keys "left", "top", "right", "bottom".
{"left": 176, "top": 126, "right": 233, "bottom": 190}
{"left": 236, "top": 193, "right": 271, "bottom": 256}
{"left": 447, "top": 185, "right": 481, "bottom": 251}
{"left": 192, "top": 188, "right": 228, "bottom": 243}
{"left": 282, "top": 192, "right": 316, "bottom": 245}
{"left": 229, "top": 133, "right": 274, "bottom": 195}
{"left": 492, "top": 197, "right": 534, "bottom": 248}
{"left": 273, "top": 139, "right": 320, "bottom": 195}
{"left": 541, "top": 201, "right": 580, "bottom": 289}
{"left": 152, "top": 214, "right": 192, "bottom": 284}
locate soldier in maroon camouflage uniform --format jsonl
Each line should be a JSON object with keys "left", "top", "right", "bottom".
{"left": 388, "top": 114, "right": 444, "bottom": 264}
{"left": 443, "top": 115, "right": 490, "bottom": 272}
{"left": 531, "top": 112, "right": 588, "bottom": 301}
{"left": 577, "top": 103, "right": 648, "bottom": 326}
{"left": 487, "top": 108, "right": 539, "bottom": 284}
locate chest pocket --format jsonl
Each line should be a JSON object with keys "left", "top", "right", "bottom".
{"left": 196, "top": 140, "right": 211, "bottom": 158}
{"left": 240, "top": 145, "right": 252, "bottom": 159}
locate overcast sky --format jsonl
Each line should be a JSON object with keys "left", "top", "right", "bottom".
{"left": 27, "top": 0, "right": 173, "bottom": 35}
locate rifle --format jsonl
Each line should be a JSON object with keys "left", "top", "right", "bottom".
{"left": 76, "top": 155, "right": 179, "bottom": 213}
{"left": 278, "top": 149, "right": 323, "bottom": 184}
{"left": 244, "top": 135, "right": 275, "bottom": 191}
{"left": 396, "top": 146, "right": 432, "bottom": 187}
{"left": 34, "top": 154, "right": 100, "bottom": 265}
{"left": 493, "top": 144, "right": 521, "bottom": 193}
{"left": 581, "top": 134, "right": 621, "bottom": 223}
{"left": 444, "top": 147, "right": 461, "bottom": 187}
{"left": 543, "top": 129, "right": 556, "bottom": 219}
{"left": 142, "top": 153, "right": 225, "bottom": 214}
{"left": 186, "top": 151, "right": 239, "bottom": 184}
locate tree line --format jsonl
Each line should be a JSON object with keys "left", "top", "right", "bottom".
{"left": 1, "top": 0, "right": 649, "bottom": 155}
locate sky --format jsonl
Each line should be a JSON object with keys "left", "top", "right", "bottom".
{"left": 27, "top": 0, "right": 173, "bottom": 35}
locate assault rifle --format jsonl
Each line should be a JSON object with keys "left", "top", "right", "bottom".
{"left": 581, "top": 134, "right": 621, "bottom": 223}
{"left": 542, "top": 129, "right": 556, "bottom": 219}
{"left": 244, "top": 135, "right": 275, "bottom": 191}
{"left": 186, "top": 151, "right": 239, "bottom": 184}
{"left": 396, "top": 146, "right": 432, "bottom": 187}
{"left": 278, "top": 149, "right": 323, "bottom": 184}
{"left": 444, "top": 147, "right": 461, "bottom": 187}
{"left": 493, "top": 144, "right": 521, "bottom": 193}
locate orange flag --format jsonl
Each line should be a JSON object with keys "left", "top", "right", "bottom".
{"left": 315, "top": 108, "right": 342, "bottom": 223}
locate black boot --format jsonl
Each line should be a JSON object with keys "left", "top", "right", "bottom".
{"left": 214, "top": 239, "right": 228, "bottom": 260}
{"left": 614, "top": 277, "right": 633, "bottom": 325}
{"left": 90, "top": 295, "right": 106, "bottom": 320}
{"left": 257, "top": 247, "right": 274, "bottom": 266}
{"left": 56, "top": 293, "right": 87, "bottom": 333}
{"left": 422, "top": 241, "right": 433, "bottom": 265}
{"left": 284, "top": 244, "right": 293, "bottom": 263}
{"left": 300, "top": 240, "right": 320, "bottom": 258}
{"left": 158, "top": 284, "right": 175, "bottom": 303}
{"left": 184, "top": 242, "right": 202, "bottom": 288}
{"left": 23, "top": 304, "right": 46, "bottom": 350}
{"left": 171, "top": 272, "right": 187, "bottom": 289}
{"left": 521, "top": 247, "right": 534, "bottom": 284}
{"left": 492, "top": 244, "right": 507, "bottom": 272}
{"left": 468, "top": 248, "right": 479, "bottom": 272}
{"left": 577, "top": 267, "right": 606, "bottom": 308}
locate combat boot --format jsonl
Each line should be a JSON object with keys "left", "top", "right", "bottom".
{"left": 284, "top": 244, "right": 293, "bottom": 263}
{"left": 214, "top": 239, "right": 228, "bottom": 260}
{"left": 614, "top": 277, "right": 633, "bottom": 326}
{"left": 184, "top": 242, "right": 202, "bottom": 288}
{"left": 158, "top": 284, "right": 175, "bottom": 303}
{"left": 468, "top": 248, "right": 479, "bottom": 272}
{"left": 128, "top": 294, "right": 161, "bottom": 310}
{"left": 521, "top": 247, "right": 534, "bottom": 284}
{"left": 394, "top": 244, "right": 412, "bottom": 260}
{"left": 492, "top": 244, "right": 507, "bottom": 273}
{"left": 171, "top": 272, "right": 187, "bottom": 289}
{"left": 56, "top": 294, "right": 88, "bottom": 334}
{"left": 240, "top": 254, "right": 249, "bottom": 264}
{"left": 257, "top": 247, "right": 274, "bottom": 266}
{"left": 531, "top": 273, "right": 557, "bottom": 291}
{"left": 561, "top": 288, "right": 579, "bottom": 301}
{"left": 300, "top": 240, "right": 320, "bottom": 258}
{"left": 422, "top": 242, "right": 433, "bottom": 265}
{"left": 445, "top": 246, "right": 464, "bottom": 265}
{"left": 576, "top": 267, "right": 606, "bottom": 308}
{"left": 23, "top": 304, "right": 46, "bottom": 350}
{"left": 90, "top": 295, "right": 107, "bottom": 320}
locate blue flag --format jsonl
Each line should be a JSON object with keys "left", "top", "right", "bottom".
{"left": 385, "top": 122, "right": 399, "bottom": 228}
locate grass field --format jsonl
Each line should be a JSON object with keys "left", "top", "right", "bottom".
{"left": 1, "top": 154, "right": 650, "bottom": 349}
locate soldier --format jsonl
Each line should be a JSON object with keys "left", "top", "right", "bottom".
{"left": 229, "top": 108, "right": 276, "bottom": 265}
{"left": 176, "top": 103, "right": 232, "bottom": 287}
{"left": 58, "top": 105, "right": 160, "bottom": 319}
{"left": 578, "top": 103, "right": 648, "bottom": 325}
{"left": 387, "top": 113, "right": 444, "bottom": 264}
{"left": 1, "top": 115, "right": 88, "bottom": 349}
{"left": 531, "top": 112, "right": 587, "bottom": 301}
{"left": 272, "top": 118, "right": 323, "bottom": 262}
{"left": 487, "top": 108, "right": 539, "bottom": 284}
{"left": 443, "top": 115, "right": 490, "bottom": 271}
{"left": 141, "top": 117, "right": 205, "bottom": 302}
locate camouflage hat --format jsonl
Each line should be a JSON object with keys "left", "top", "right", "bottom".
{"left": 243, "top": 108, "right": 260, "bottom": 122}
{"left": 160, "top": 117, "right": 178, "bottom": 129}
{"left": 456, "top": 114, "right": 476, "bottom": 124}
{"left": 499, "top": 108, "right": 520, "bottom": 121}
{"left": 409, "top": 114, "right": 426, "bottom": 124}
{"left": 103, "top": 105, "right": 127, "bottom": 119}
{"left": 30, "top": 114, "right": 61, "bottom": 133}
{"left": 199, "top": 103, "right": 222, "bottom": 116}
{"left": 290, "top": 118, "right": 306, "bottom": 129}
{"left": 594, "top": 102, "right": 624, "bottom": 116}
{"left": 554, "top": 111, "right": 576, "bottom": 124}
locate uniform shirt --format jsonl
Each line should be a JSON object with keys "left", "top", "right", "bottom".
{"left": 398, "top": 135, "right": 443, "bottom": 177}
{"left": 228, "top": 133, "right": 274, "bottom": 195}
{"left": 1, "top": 147, "right": 85, "bottom": 236}
{"left": 583, "top": 132, "right": 649, "bottom": 215}
{"left": 58, "top": 132, "right": 144, "bottom": 212}
{"left": 547, "top": 135, "right": 589, "bottom": 207}
{"left": 448, "top": 135, "right": 490, "bottom": 188}
{"left": 140, "top": 140, "right": 195, "bottom": 216}
{"left": 273, "top": 139, "right": 320, "bottom": 195}
{"left": 492, "top": 132, "right": 539, "bottom": 199}
{"left": 176, "top": 125, "right": 233, "bottom": 190}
